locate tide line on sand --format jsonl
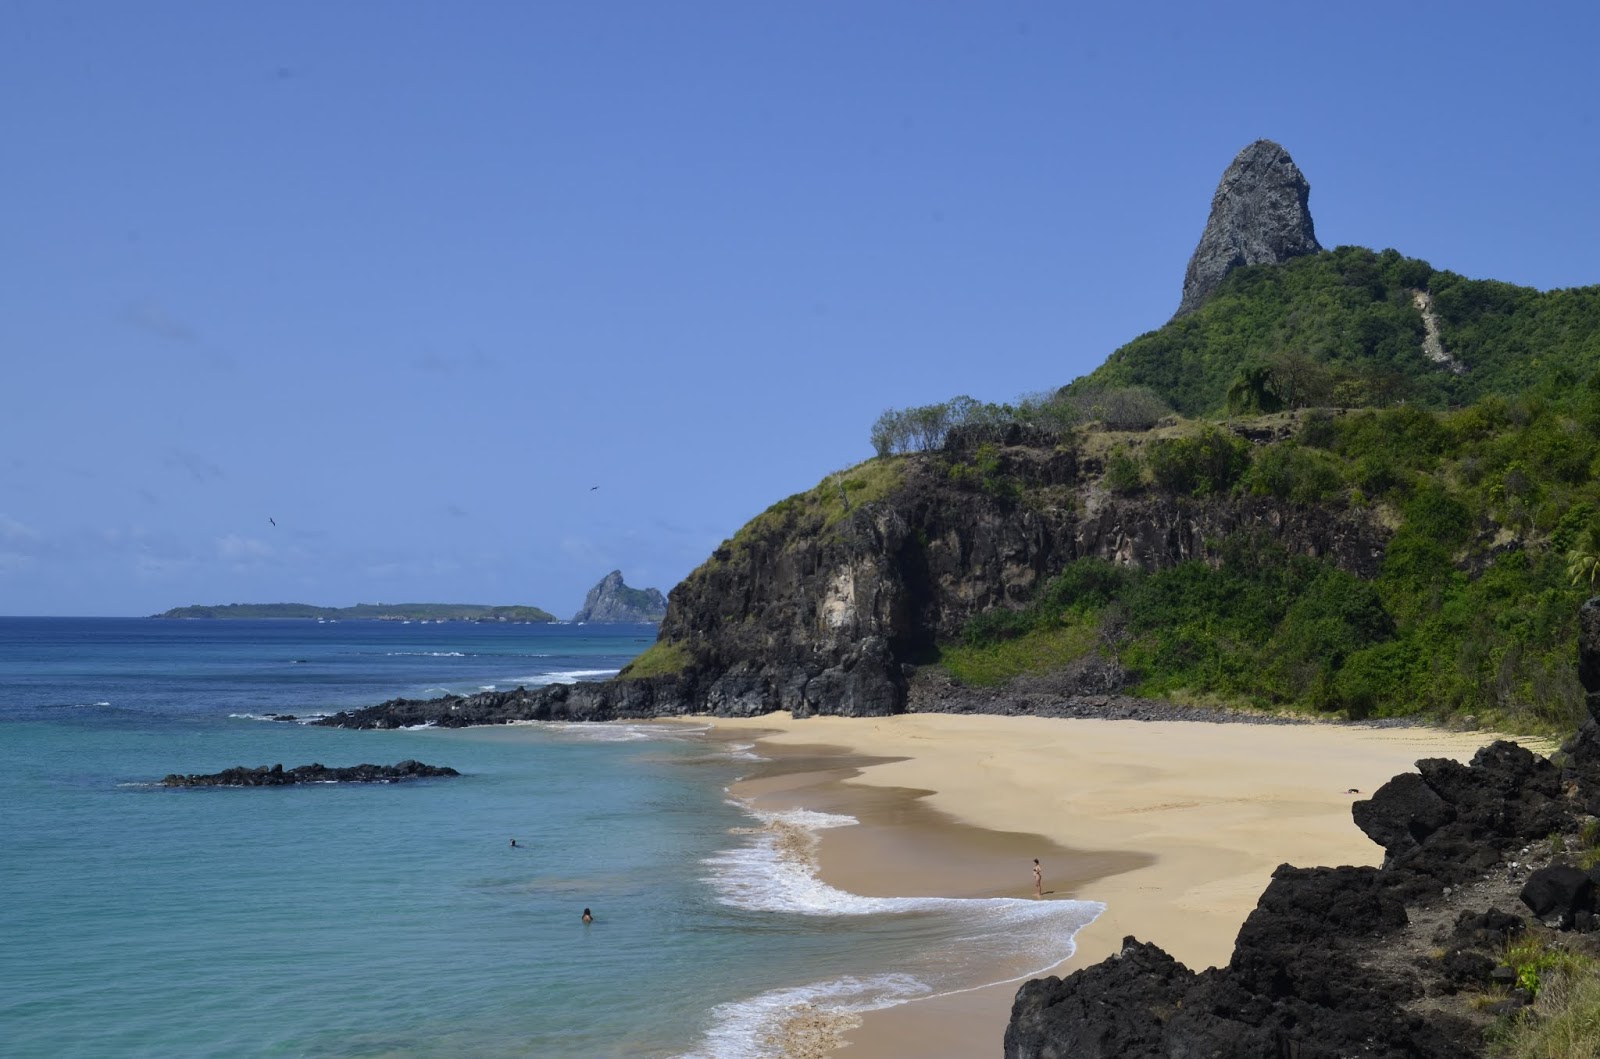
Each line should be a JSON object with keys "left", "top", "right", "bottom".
{"left": 685, "top": 797, "right": 1103, "bottom": 1059}
{"left": 690, "top": 712, "right": 1542, "bottom": 1059}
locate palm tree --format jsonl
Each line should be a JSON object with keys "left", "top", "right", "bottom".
{"left": 1566, "top": 524, "right": 1600, "bottom": 587}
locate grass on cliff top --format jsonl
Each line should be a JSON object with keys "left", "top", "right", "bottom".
{"left": 616, "top": 641, "right": 690, "bottom": 680}
{"left": 729, "top": 456, "right": 906, "bottom": 547}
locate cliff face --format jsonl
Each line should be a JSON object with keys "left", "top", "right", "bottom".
{"left": 648, "top": 431, "right": 1383, "bottom": 718}
{"left": 1176, "top": 139, "right": 1322, "bottom": 317}
{"left": 572, "top": 570, "right": 667, "bottom": 623}
{"left": 315, "top": 430, "right": 1387, "bottom": 728}
{"left": 677, "top": 446, "right": 1360, "bottom": 714}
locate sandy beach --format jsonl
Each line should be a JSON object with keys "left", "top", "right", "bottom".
{"left": 700, "top": 713, "right": 1548, "bottom": 1058}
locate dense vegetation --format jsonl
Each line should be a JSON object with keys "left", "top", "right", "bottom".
{"left": 153, "top": 602, "right": 558, "bottom": 622}
{"left": 941, "top": 372, "right": 1600, "bottom": 734}
{"left": 1065, "top": 246, "right": 1600, "bottom": 418}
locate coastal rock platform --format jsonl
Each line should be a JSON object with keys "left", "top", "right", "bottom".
{"left": 160, "top": 760, "right": 460, "bottom": 786}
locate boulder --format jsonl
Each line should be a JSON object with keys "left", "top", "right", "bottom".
{"left": 1352, "top": 771, "right": 1455, "bottom": 861}
{"left": 1578, "top": 596, "right": 1600, "bottom": 699}
{"left": 1519, "top": 865, "right": 1596, "bottom": 929}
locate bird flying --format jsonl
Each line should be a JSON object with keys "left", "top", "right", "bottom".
{"left": 269, "top": 517, "right": 276, "bottom": 526}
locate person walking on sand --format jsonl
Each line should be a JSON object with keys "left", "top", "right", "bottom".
{"left": 1032, "top": 859, "right": 1043, "bottom": 898}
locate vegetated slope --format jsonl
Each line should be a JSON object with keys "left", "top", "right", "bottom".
{"left": 630, "top": 377, "right": 1600, "bottom": 733}
{"left": 313, "top": 245, "right": 1600, "bottom": 735}
{"left": 1068, "top": 245, "right": 1600, "bottom": 418}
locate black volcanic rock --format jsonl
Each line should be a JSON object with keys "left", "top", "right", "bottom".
{"left": 1004, "top": 724, "right": 1597, "bottom": 1058}
{"left": 572, "top": 570, "right": 667, "bottom": 623}
{"left": 160, "top": 760, "right": 459, "bottom": 786}
{"left": 1519, "top": 866, "right": 1596, "bottom": 928}
{"left": 1176, "top": 139, "right": 1322, "bottom": 317}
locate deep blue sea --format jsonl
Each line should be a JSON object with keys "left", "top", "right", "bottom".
{"left": 0, "top": 618, "right": 1099, "bottom": 1058}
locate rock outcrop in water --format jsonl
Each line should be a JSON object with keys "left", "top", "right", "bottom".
{"left": 160, "top": 760, "right": 459, "bottom": 786}
{"left": 1175, "top": 139, "right": 1322, "bottom": 317}
{"left": 572, "top": 570, "right": 667, "bottom": 623}
{"left": 1002, "top": 607, "right": 1600, "bottom": 1058}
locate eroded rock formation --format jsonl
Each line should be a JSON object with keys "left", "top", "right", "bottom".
{"left": 1176, "top": 139, "right": 1322, "bottom": 317}
{"left": 572, "top": 570, "right": 667, "bottom": 623}
{"left": 160, "top": 760, "right": 459, "bottom": 786}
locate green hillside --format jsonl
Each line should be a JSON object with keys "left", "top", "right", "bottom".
{"left": 153, "top": 602, "right": 557, "bottom": 622}
{"left": 846, "top": 245, "right": 1600, "bottom": 734}
{"left": 929, "top": 388, "right": 1600, "bottom": 732}
{"left": 1066, "top": 246, "right": 1600, "bottom": 418}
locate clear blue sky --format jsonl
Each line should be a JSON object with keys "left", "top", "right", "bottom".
{"left": 4, "top": 2, "right": 1598, "bottom": 617}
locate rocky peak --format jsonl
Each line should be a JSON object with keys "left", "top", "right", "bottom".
{"left": 572, "top": 570, "right": 667, "bottom": 623}
{"left": 1175, "top": 139, "right": 1322, "bottom": 318}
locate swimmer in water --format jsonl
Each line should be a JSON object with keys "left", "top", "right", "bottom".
{"left": 582, "top": 908, "right": 593, "bottom": 924}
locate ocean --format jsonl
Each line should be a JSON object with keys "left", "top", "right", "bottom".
{"left": 0, "top": 617, "right": 1100, "bottom": 1058}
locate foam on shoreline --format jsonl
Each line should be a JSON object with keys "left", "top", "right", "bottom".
{"left": 685, "top": 799, "right": 1102, "bottom": 1058}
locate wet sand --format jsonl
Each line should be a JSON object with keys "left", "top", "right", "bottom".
{"left": 698, "top": 713, "right": 1544, "bottom": 1058}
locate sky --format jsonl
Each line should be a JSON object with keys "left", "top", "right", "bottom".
{"left": 4, "top": 2, "right": 1599, "bottom": 618}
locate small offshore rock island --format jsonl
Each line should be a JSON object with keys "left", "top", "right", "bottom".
{"left": 316, "top": 141, "right": 1600, "bottom": 1056}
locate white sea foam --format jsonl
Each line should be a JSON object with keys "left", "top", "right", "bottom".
{"left": 228, "top": 711, "right": 329, "bottom": 724}
{"left": 384, "top": 651, "right": 467, "bottom": 657}
{"left": 506, "top": 668, "right": 620, "bottom": 687}
{"left": 535, "top": 721, "right": 676, "bottom": 742}
{"left": 690, "top": 801, "right": 1105, "bottom": 1056}
{"left": 681, "top": 973, "right": 931, "bottom": 1059}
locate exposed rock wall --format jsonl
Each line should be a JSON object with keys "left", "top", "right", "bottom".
{"left": 1176, "top": 139, "right": 1323, "bottom": 318}
{"left": 650, "top": 443, "right": 1384, "bottom": 718}
{"left": 319, "top": 438, "right": 1387, "bottom": 727}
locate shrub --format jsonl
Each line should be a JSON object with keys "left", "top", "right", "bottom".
{"left": 1066, "top": 386, "right": 1172, "bottom": 431}
{"left": 1244, "top": 444, "right": 1345, "bottom": 506}
{"left": 1103, "top": 448, "right": 1144, "bottom": 494}
{"left": 1146, "top": 427, "right": 1251, "bottom": 496}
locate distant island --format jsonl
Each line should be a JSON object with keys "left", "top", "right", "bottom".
{"left": 151, "top": 602, "right": 557, "bottom": 622}
{"left": 572, "top": 571, "right": 668, "bottom": 623}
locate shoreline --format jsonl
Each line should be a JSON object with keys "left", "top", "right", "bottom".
{"left": 695, "top": 713, "right": 1548, "bottom": 1058}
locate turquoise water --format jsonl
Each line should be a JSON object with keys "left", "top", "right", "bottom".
{"left": 0, "top": 619, "right": 1100, "bottom": 1057}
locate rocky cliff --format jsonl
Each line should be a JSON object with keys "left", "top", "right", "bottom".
{"left": 572, "top": 570, "right": 667, "bottom": 623}
{"left": 1001, "top": 603, "right": 1600, "bottom": 1058}
{"left": 1175, "top": 139, "right": 1322, "bottom": 318}
{"left": 315, "top": 426, "right": 1387, "bottom": 728}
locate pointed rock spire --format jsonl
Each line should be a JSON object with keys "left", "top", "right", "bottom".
{"left": 1176, "top": 140, "right": 1322, "bottom": 318}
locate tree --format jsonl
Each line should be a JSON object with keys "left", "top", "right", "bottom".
{"left": 1226, "top": 364, "right": 1284, "bottom": 415}
{"left": 1266, "top": 350, "right": 1333, "bottom": 409}
{"left": 1567, "top": 524, "right": 1600, "bottom": 587}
